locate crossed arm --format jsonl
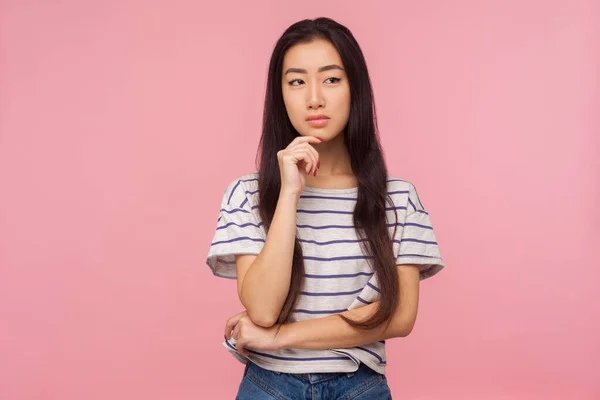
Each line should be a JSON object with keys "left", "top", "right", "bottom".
{"left": 276, "top": 263, "right": 420, "bottom": 350}
{"left": 227, "top": 259, "right": 421, "bottom": 355}
{"left": 232, "top": 190, "right": 422, "bottom": 353}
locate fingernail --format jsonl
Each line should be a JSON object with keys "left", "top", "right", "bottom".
{"left": 224, "top": 334, "right": 227, "bottom": 340}
{"left": 317, "top": 161, "right": 320, "bottom": 168}
{"left": 318, "top": 138, "right": 324, "bottom": 142}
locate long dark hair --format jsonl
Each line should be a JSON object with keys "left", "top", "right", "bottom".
{"left": 256, "top": 17, "right": 399, "bottom": 330}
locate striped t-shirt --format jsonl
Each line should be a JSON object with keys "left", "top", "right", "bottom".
{"left": 206, "top": 171, "right": 444, "bottom": 375}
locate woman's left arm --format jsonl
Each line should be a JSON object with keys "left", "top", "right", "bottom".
{"left": 278, "top": 264, "right": 420, "bottom": 350}
{"left": 225, "top": 264, "right": 421, "bottom": 356}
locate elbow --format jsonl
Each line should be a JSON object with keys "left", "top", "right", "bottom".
{"left": 239, "top": 297, "right": 280, "bottom": 328}
{"left": 247, "top": 310, "right": 278, "bottom": 328}
{"left": 395, "top": 325, "right": 414, "bottom": 338}
{"left": 391, "top": 319, "right": 415, "bottom": 338}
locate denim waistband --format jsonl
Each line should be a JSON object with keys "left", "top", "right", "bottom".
{"left": 249, "top": 362, "right": 378, "bottom": 384}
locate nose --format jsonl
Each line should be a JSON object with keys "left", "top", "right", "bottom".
{"left": 306, "top": 80, "right": 325, "bottom": 110}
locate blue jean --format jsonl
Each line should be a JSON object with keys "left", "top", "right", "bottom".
{"left": 235, "top": 361, "right": 392, "bottom": 400}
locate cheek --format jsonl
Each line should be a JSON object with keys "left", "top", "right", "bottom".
{"left": 330, "top": 85, "right": 350, "bottom": 105}
{"left": 283, "top": 92, "right": 304, "bottom": 121}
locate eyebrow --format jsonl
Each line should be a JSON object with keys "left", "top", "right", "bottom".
{"left": 284, "top": 64, "right": 344, "bottom": 75}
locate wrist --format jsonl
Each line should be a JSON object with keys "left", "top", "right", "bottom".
{"left": 275, "top": 323, "right": 295, "bottom": 350}
{"left": 279, "top": 187, "right": 302, "bottom": 199}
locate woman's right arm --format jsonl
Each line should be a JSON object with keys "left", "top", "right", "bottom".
{"left": 236, "top": 189, "right": 299, "bottom": 327}
{"left": 236, "top": 136, "right": 322, "bottom": 327}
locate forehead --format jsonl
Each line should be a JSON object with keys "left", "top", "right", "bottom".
{"left": 283, "top": 39, "right": 344, "bottom": 70}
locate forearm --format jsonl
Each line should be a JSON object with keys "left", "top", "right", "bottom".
{"left": 240, "top": 189, "right": 299, "bottom": 324}
{"left": 277, "top": 301, "right": 412, "bottom": 350}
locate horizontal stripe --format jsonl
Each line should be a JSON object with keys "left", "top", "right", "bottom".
{"left": 386, "top": 206, "right": 407, "bottom": 211}
{"left": 298, "top": 238, "right": 367, "bottom": 246}
{"left": 298, "top": 222, "right": 431, "bottom": 230}
{"left": 214, "top": 225, "right": 433, "bottom": 239}
{"left": 400, "top": 238, "right": 438, "bottom": 245}
{"left": 388, "top": 190, "right": 409, "bottom": 195}
{"left": 297, "top": 209, "right": 354, "bottom": 215}
{"left": 304, "top": 255, "right": 373, "bottom": 262}
{"left": 225, "top": 341, "right": 348, "bottom": 362}
{"left": 333, "top": 350, "right": 360, "bottom": 364}
{"left": 356, "top": 346, "right": 386, "bottom": 364}
{"left": 298, "top": 224, "right": 356, "bottom": 230}
{"left": 301, "top": 288, "right": 364, "bottom": 296}
{"left": 357, "top": 296, "right": 372, "bottom": 305}
{"left": 293, "top": 308, "right": 347, "bottom": 315}
{"left": 296, "top": 206, "right": 406, "bottom": 215}
{"left": 211, "top": 236, "right": 265, "bottom": 246}
{"left": 305, "top": 272, "right": 373, "bottom": 279}
{"left": 217, "top": 250, "right": 439, "bottom": 262}
{"left": 387, "top": 223, "right": 406, "bottom": 227}
{"left": 398, "top": 254, "right": 441, "bottom": 259}
{"left": 404, "top": 222, "right": 433, "bottom": 230}
{"left": 300, "top": 195, "right": 357, "bottom": 201}
{"left": 216, "top": 221, "right": 263, "bottom": 230}
{"left": 219, "top": 208, "right": 250, "bottom": 214}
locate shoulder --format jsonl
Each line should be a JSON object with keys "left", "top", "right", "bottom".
{"left": 220, "top": 171, "right": 260, "bottom": 208}
{"left": 386, "top": 174, "right": 424, "bottom": 212}
{"left": 229, "top": 170, "right": 259, "bottom": 189}
{"left": 386, "top": 174, "right": 416, "bottom": 193}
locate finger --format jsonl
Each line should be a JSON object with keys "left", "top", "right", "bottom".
{"left": 284, "top": 149, "right": 311, "bottom": 171}
{"left": 295, "top": 144, "right": 318, "bottom": 176}
{"left": 290, "top": 150, "right": 315, "bottom": 175}
{"left": 288, "top": 135, "right": 324, "bottom": 149}
{"left": 297, "top": 159, "right": 310, "bottom": 176}
{"left": 237, "top": 339, "right": 249, "bottom": 357}
{"left": 224, "top": 311, "right": 245, "bottom": 338}
{"left": 303, "top": 144, "right": 320, "bottom": 176}
{"left": 290, "top": 143, "right": 319, "bottom": 176}
{"left": 224, "top": 318, "right": 237, "bottom": 339}
{"left": 224, "top": 320, "right": 231, "bottom": 339}
{"left": 232, "top": 321, "right": 241, "bottom": 341}
{"left": 303, "top": 145, "right": 319, "bottom": 176}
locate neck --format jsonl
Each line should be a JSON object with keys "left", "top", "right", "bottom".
{"left": 305, "top": 132, "right": 356, "bottom": 189}
{"left": 311, "top": 132, "right": 352, "bottom": 176}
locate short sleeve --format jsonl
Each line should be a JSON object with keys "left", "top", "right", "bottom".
{"left": 394, "top": 183, "right": 445, "bottom": 280}
{"left": 206, "top": 177, "right": 266, "bottom": 279}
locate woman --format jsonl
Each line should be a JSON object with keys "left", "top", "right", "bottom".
{"left": 206, "top": 17, "right": 445, "bottom": 399}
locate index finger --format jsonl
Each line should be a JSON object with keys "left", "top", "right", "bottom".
{"left": 224, "top": 312, "right": 245, "bottom": 338}
{"left": 292, "top": 135, "right": 324, "bottom": 145}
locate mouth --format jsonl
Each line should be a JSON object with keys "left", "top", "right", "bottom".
{"left": 306, "top": 115, "right": 330, "bottom": 128}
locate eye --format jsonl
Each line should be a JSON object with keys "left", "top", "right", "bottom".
{"left": 325, "top": 77, "right": 341, "bottom": 84}
{"left": 288, "top": 79, "right": 304, "bottom": 86}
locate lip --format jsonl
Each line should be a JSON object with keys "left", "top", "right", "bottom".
{"left": 306, "top": 115, "right": 329, "bottom": 128}
{"left": 306, "top": 115, "right": 329, "bottom": 121}
{"left": 307, "top": 119, "right": 329, "bottom": 128}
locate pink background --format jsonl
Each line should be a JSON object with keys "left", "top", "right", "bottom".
{"left": 1, "top": 1, "right": 598, "bottom": 399}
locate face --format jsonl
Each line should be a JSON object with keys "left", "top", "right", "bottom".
{"left": 281, "top": 39, "right": 351, "bottom": 141}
